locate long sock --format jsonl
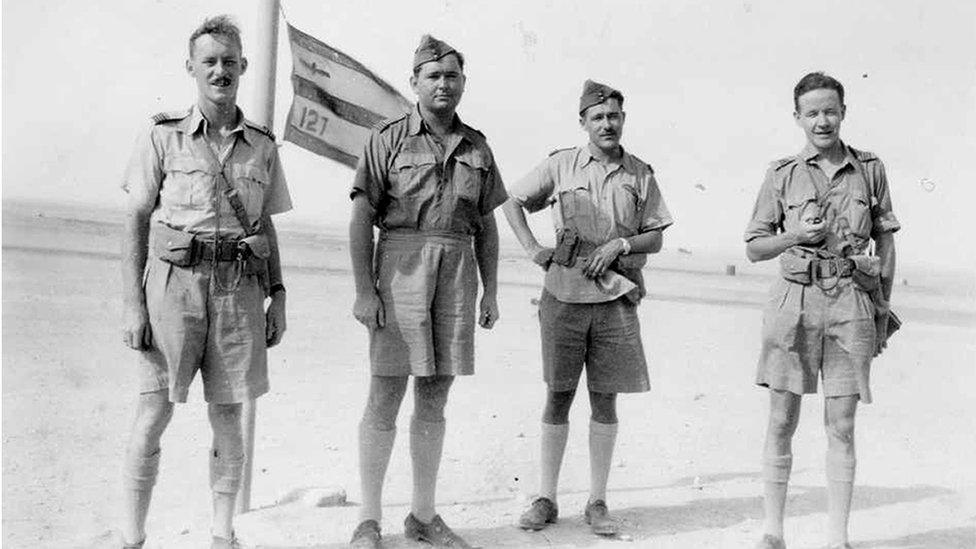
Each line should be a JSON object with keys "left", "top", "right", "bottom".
{"left": 588, "top": 420, "right": 618, "bottom": 503}
{"left": 209, "top": 449, "right": 244, "bottom": 540}
{"left": 122, "top": 448, "right": 161, "bottom": 544}
{"left": 539, "top": 422, "right": 570, "bottom": 501}
{"left": 826, "top": 453, "right": 856, "bottom": 545}
{"left": 410, "top": 416, "right": 446, "bottom": 523}
{"left": 761, "top": 454, "right": 793, "bottom": 538}
{"left": 358, "top": 420, "right": 397, "bottom": 523}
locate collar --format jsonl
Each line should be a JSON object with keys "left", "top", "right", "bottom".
{"left": 408, "top": 104, "right": 465, "bottom": 139}
{"left": 578, "top": 144, "right": 634, "bottom": 173}
{"left": 800, "top": 141, "right": 854, "bottom": 167}
{"left": 181, "top": 104, "right": 250, "bottom": 145}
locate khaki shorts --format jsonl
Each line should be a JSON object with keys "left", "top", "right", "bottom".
{"left": 139, "top": 256, "right": 268, "bottom": 403}
{"left": 370, "top": 231, "right": 477, "bottom": 376}
{"left": 539, "top": 290, "right": 649, "bottom": 394}
{"left": 756, "top": 277, "right": 876, "bottom": 403}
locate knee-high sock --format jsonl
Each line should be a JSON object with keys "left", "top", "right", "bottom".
{"left": 358, "top": 420, "right": 397, "bottom": 523}
{"left": 209, "top": 449, "right": 245, "bottom": 495}
{"left": 761, "top": 454, "right": 793, "bottom": 538}
{"left": 826, "top": 453, "right": 856, "bottom": 545}
{"left": 588, "top": 420, "right": 618, "bottom": 503}
{"left": 410, "top": 417, "right": 446, "bottom": 523}
{"left": 123, "top": 448, "right": 161, "bottom": 493}
{"left": 539, "top": 422, "right": 570, "bottom": 501}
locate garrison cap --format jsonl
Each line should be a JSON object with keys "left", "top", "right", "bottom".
{"left": 413, "top": 34, "right": 460, "bottom": 71}
{"left": 579, "top": 79, "right": 624, "bottom": 115}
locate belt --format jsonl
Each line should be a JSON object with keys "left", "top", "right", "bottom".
{"left": 198, "top": 239, "right": 246, "bottom": 262}
{"left": 812, "top": 257, "right": 855, "bottom": 279}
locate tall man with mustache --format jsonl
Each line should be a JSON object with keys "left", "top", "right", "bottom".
{"left": 745, "top": 72, "right": 900, "bottom": 549}
{"left": 503, "top": 80, "right": 672, "bottom": 537}
{"left": 348, "top": 34, "right": 507, "bottom": 548}
{"left": 119, "top": 15, "right": 291, "bottom": 549}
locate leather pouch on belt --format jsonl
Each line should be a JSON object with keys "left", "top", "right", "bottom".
{"left": 152, "top": 223, "right": 198, "bottom": 267}
{"left": 779, "top": 252, "right": 812, "bottom": 285}
{"left": 240, "top": 234, "right": 270, "bottom": 260}
{"left": 850, "top": 255, "right": 881, "bottom": 292}
{"left": 552, "top": 227, "right": 580, "bottom": 267}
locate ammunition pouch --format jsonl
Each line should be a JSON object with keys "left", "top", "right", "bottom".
{"left": 552, "top": 227, "right": 581, "bottom": 267}
{"left": 151, "top": 223, "right": 200, "bottom": 267}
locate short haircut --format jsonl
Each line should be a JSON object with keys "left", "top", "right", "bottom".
{"left": 793, "top": 71, "right": 845, "bottom": 111}
{"left": 412, "top": 52, "right": 466, "bottom": 76}
{"left": 188, "top": 15, "right": 243, "bottom": 57}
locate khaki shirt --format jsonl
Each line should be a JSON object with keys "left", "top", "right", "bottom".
{"left": 744, "top": 143, "right": 900, "bottom": 256}
{"left": 123, "top": 105, "right": 293, "bottom": 238}
{"left": 510, "top": 145, "right": 673, "bottom": 303}
{"left": 350, "top": 106, "right": 507, "bottom": 234}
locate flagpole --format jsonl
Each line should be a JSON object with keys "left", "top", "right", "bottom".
{"left": 237, "top": 0, "right": 279, "bottom": 515}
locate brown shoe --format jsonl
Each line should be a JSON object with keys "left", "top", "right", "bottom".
{"left": 755, "top": 533, "right": 787, "bottom": 549}
{"left": 404, "top": 513, "right": 473, "bottom": 548}
{"left": 350, "top": 519, "right": 382, "bottom": 548}
{"left": 583, "top": 500, "right": 617, "bottom": 536}
{"left": 518, "top": 497, "right": 559, "bottom": 531}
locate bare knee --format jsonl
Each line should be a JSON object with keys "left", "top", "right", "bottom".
{"left": 825, "top": 414, "right": 856, "bottom": 447}
{"left": 766, "top": 390, "right": 801, "bottom": 442}
{"left": 129, "top": 391, "right": 174, "bottom": 455}
{"left": 588, "top": 391, "right": 618, "bottom": 424}
{"left": 542, "top": 389, "right": 576, "bottom": 424}
{"left": 414, "top": 375, "right": 454, "bottom": 422}
{"left": 363, "top": 375, "right": 408, "bottom": 430}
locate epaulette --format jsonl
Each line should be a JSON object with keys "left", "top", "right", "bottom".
{"left": 770, "top": 156, "right": 797, "bottom": 171}
{"left": 548, "top": 147, "right": 574, "bottom": 157}
{"left": 461, "top": 123, "right": 485, "bottom": 138}
{"left": 243, "top": 119, "right": 275, "bottom": 141}
{"left": 374, "top": 112, "right": 409, "bottom": 133}
{"left": 150, "top": 109, "right": 191, "bottom": 125}
{"left": 849, "top": 146, "right": 878, "bottom": 163}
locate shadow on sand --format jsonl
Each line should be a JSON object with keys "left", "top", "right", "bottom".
{"left": 250, "top": 480, "right": 954, "bottom": 548}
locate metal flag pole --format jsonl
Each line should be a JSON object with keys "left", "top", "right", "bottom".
{"left": 236, "top": 0, "right": 280, "bottom": 515}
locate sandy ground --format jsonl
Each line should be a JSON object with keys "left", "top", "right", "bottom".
{"left": 2, "top": 201, "right": 975, "bottom": 548}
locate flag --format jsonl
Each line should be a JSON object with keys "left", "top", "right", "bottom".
{"left": 283, "top": 24, "right": 412, "bottom": 168}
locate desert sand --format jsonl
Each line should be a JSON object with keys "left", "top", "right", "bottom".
{"left": 2, "top": 200, "right": 974, "bottom": 548}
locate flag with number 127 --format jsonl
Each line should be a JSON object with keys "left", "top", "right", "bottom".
{"left": 283, "top": 24, "right": 411, "bottom": 168}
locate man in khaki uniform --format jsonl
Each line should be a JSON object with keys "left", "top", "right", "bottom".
{"left": 348, "top": 35, "right": 507, "bottom": 548}
{"left": 119, "top": 15, "right": 291, "bottom": 549}
{"left": 745, "top": 72, "right": 899, "bottom": 549}
{"left": 503, "top": 80, "right": 672, "bottom": 536}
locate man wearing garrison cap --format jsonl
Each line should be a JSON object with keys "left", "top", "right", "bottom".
{"left": 503, "top": 79, "right": 673, "bottom": 536}
{"left": 347, "top": 33, "right": 507, "bottom": 548}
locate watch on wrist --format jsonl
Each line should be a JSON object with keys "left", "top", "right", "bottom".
{"left": 617, "top": 237, "right": 631, "bottom": 255}
{"left": 269, "top": 282, "right": 286, "bottom": 295}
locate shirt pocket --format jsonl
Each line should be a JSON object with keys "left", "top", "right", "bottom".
{"left": 611, "top": 182, "right": 642, "bottom": 235}
{"left": 390, "top": 152, "right": 438, "bottom": 197}
{"left": 453, "top": 153, "right": 488, "bottom": 203}
{"left": 230, "top": 164, "right": 270, "bottom": 223}
{"left": 783, "top": 187, "right": 820, "bottom": 233}
{"left": 162, "top": 156, "right": 213, "bottom": 209}
{"left": 846, "top": 187, "right": 873, "bottom": 240}
{"left": 557, "top": 184, "right": 597, "bottom": 235}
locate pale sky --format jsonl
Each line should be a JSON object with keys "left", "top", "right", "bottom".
{"left": 3, "top": 0, "right": 975, "bottom": 271}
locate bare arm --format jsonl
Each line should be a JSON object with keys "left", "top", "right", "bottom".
{"left": 746, "top": 220, "right": 826, "bottom": 263}
{"left": 501, "top": 198, "right": 551, "bottom": 267}
{"left": 874, "top": 230, "right": 896, "bottom": 303}
{"left": 474, "top": 212, "right": 500, "bottom": 328}
{"left": 121, "top": 203, "right": 153, "bottom": 350}
{"left": 349, "top": 195, "right": 384, "bottom": 329}
{"left": 263, "top": 216, "right": 287, "bottom": 347}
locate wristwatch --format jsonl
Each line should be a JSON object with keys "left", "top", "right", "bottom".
{"left": 269, "top": 282, "right": 286, "bottom": 295}
{"left": 617, "top": 237, "right": 631, "bottom": 255}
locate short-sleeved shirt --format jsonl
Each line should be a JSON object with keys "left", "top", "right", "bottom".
{"left": 509, "top": 145, "right": 673, "bottom": 303}
{"left": 123, "top": 105, "right": 293, "bottom": 238}
{"left": 350, "top": 106, "right": 508, "bottom": 234}
{"left": 744, "top": 143, "right": 900, "bottom": 256}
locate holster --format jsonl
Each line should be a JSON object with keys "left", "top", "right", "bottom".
{"left": 151, "top": 223, "right": 200, "bottom": 267}
{"left": 552, "top": 227, "right": 581, "bottom": 267}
